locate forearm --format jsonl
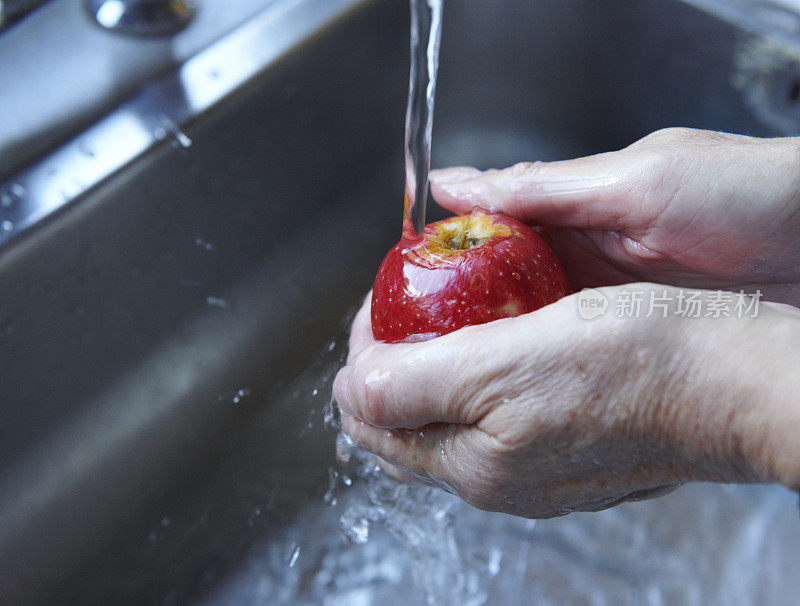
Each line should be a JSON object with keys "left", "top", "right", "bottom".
{"left": 732, "top": 306, "right": 800, "bottom": 488}
{"left": 672, "top": 305, "right": 800, "bottom": 489}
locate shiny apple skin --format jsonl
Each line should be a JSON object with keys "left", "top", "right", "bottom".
{"left": 371, "top": 209, "right": 572, "bottom": 342}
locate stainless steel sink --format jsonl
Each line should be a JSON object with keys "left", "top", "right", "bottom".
{"left": 2, "top": 0, "right": 800, "bottom": 604}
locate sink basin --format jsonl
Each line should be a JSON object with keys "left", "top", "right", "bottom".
{"left": 2, "top": 0, "right": 800, "bottom": 604}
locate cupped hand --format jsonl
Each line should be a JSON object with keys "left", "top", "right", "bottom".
{"left": 333, "top": 287, "right": 800, "bottom": 518}
{"left": 430, "top": 128, "right": 800, "bottom": 305}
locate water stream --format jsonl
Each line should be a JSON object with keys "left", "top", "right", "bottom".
{"left": 403, "top": 0, "right": 443, "bottom": 238}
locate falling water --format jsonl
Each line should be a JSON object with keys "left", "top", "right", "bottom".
{"left": 403, "top": 0, "right": 444, "bottom": 237}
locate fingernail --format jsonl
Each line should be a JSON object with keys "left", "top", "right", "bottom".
{"left": 429, "top": 167, "right": 481, "bottom": 185}
{"left": 332, "top": 366, "right": 355, "bottom": 417}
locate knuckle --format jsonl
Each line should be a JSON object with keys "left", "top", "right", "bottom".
{"left": 505, "top": 161, "right": 544, "bottom": 212}
{"left": 506, "top": 161, "right": 543, "bottom": 178}
{"left": 632, "top": 126, "right": 732, "bottom": 149}
{"left": 632, "top": 126, "right": 695, "bottom": 146}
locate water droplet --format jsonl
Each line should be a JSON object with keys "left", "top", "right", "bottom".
{"left": 1, "top": 183, "right": 24, "bottom": 209}
{"left": 312, "top": 388, "right": 319, "bottom": 396}
{"left": 323, "top": 467, "right": 339, "bottom": 506}
{"left": 194, "top": 237, "right": 216, "bottom": 251}
{"left": 488, "top": 548, "right": 502, "bottom": 576}
{"left": 288, "top": 545, "right": 301, "bottom": 568}
{"left": 342, "top": 475, "right": 352, "bottom": 487}
{"left": 1, "top": 220, "right": 13, "bottom": 232}
{"left": 324, "top": 400, "right": 341, "bottom": 430}
{"left": 174, "top": 131, "right": 192, "bottom": 148}
{"left": 154, "top": 126, "right": 168, "bottom": 140}
{"left": 345, "top": 517, "right": 370, "bottom": 544}
{"left": 78, "top": 139, "right": 96, "bottom": 158}
{"left": 248, "top": 506, "right": 261, "bottom": 527}
{"left": 206, "top": 296, "right": 227, "bottom": 308}
{"left": 327, "top": 340, "right": 336, "bottom": 351}
{"left": 232, "top": 387, "right": 250, "bottom": 404}
{"left": 161, "top": 516, "right": 170, "bottom": 527}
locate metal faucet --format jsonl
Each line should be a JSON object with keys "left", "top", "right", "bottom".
{"left": 85, "top": 0, "right": 195, "bottom": 36}
{"left": 1, "top": 0, "right": 195, "bottom": 35}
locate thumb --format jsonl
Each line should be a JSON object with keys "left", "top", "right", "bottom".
{"left": 429, "top": 150, "right": 659, "bottom": 230}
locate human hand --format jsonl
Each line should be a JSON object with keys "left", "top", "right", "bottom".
{"left": 333, "top": 286, "right": 800, "bottom": 518}
{"left": 430, "top": 128, "right": 800, "bottom": 305}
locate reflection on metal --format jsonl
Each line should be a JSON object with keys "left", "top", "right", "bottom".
{"left": 0, "top": 0, "right": 48, "bottom": 30}
{"left": 85, "top": 0, "right": 196, "bottom": 36}
{"left": 680, "top": 0, "right": 800, "bottom": 43}
{"left": 733, "top": 36, "right": 800, "bottom": 133}
{"left": 0, "top": 0, "right": 361, "bottom": 251}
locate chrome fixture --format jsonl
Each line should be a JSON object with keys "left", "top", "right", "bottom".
{"left": 85, "top": 0, "right": 195, "bottom": 36}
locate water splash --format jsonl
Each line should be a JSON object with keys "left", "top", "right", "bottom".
{"left": 196, "top": 309, "right": 800, "bottom": 606}
{"left": 333, "top": 434, "right": 487, "bottom": 606}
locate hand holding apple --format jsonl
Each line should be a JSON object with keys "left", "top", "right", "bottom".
{"left": 335, "top": 127, "right": 800, "bottom": 517}
{"left": 334, "top": 285, "right": 800, "bottom": 517}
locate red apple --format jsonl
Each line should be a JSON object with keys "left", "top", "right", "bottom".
{"left": 371, "top": 208, "right": 572, "bottom": 342}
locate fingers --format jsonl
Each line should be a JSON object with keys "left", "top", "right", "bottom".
{"left": 376, "top": 457, "right": 428, "bottom": 484}
{"left": 346, "top": 292, "right": 375, "bottom": 364}
{"left": 333, "top": 308, "right": 553, "bottom": 429}
{"left": 341, "top": 414, "right": 490, "bottom": 498}
{"left": 428, "top": 166, "right": 482, "bottom": 187}
{"left": 333, "top": 294, "right": 583, "bottom": 429}
{"left": 430, "top": 151, "right": 656, "bottom": 230}
{"left": 341, "top": 415, "right": 453, "bottom": 485}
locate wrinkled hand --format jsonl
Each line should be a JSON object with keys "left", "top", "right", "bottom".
{"left": 332, "top": 128, "right": 800, "bottom": 518}
{"left": 430, "top": 128, "right": 800, "bottom": 305}
{"left": 333, "top": 286, "right": 800, "bottom": 518}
